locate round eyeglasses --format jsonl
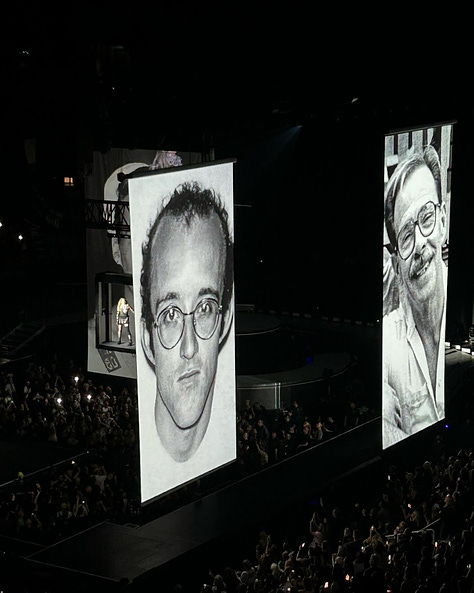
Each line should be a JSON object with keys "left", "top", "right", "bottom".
{"left": 396, "top": 201, "right": 440, "bottom": 261}
{"left": 154, "top": 298, "right": 222, "bottom": 350}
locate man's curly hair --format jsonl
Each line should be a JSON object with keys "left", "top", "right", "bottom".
{"left": 141, "top": 181, "right": 233, "bottom": 353}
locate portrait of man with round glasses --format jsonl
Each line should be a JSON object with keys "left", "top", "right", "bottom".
{"left": 382, "top": 131, "right": 452, "bottom": 449}
{"left": 129, "top": 163, "right": 235, "bottom": 501}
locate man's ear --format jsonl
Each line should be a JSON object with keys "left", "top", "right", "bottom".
{"left": 439, "top": 202, "right": 447, "bottom": 239}
{"left": 141, "top": 319, "right": 155, "bottom": 369}
{"left": 219, "top": 305, "right": 234, "bottom": 351}
{"left": 390, "top": 251, "right": 399, "bottom": 276}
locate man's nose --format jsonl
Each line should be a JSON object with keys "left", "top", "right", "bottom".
{"left": 180, "top": 315, "right": 198, "bottom": 359}
{"left": 413, "top": 222, "right": 427, "bottom": 255}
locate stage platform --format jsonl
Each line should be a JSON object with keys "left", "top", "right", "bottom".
{"left": 237, "top": 351, "right": 354, "bottom": 410}
{"left": 234, "top": 312, "right": 366, "bottom": 410}
{"left": 235, "top": 311, "right": 281, "bottom": 336}
{"left": 99, "top": 340, "right": 136, "bottom": 354}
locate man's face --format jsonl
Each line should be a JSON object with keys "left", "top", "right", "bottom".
{"left": 148, "top": 212, "right": 225, "bottom": 430}
{"left": 393, "top": 165, "right": 445, "bottom": 304}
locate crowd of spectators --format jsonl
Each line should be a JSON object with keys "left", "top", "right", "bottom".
{"left": 4, "top": 346, "right": 473, "bottom": 593}
{"left": 198, "top": 440, "right": 474, "bottom": 593}
{"left": 236, "top": 395, "right": 367, "bottom": 471}
{"left": 0, "top": 365, "right": 138, "bottom": 453}
{"left": 0, "top": 350, "right": 371, "bottom": 548}
{"left": 0, "top": 357, "right": 141, "bottom": 544}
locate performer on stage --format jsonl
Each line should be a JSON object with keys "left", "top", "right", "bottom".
{"left": 116, "top": 297, "right": 134, "bottom": 345}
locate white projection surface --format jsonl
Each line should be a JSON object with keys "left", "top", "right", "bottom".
{"left": 129, "top": 161, "right": 236, "bottom": 502}
{"left": 382, "top": 124, "right": 453, "bottom": 449}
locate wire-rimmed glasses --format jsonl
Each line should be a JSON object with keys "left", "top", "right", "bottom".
{"left": 154, "top": 298, "right": 221, "bottom": 349}
{"left": 396, "top": 201, "right": 440, "bottom": 261}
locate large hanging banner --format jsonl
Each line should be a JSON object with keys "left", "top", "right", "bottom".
{"left": 382, "top": 124, "right": 453, "bottom": 449}
{"left": 85, "top": 148, "right": 193, "bottom": 378}
{"left": 129, "top": 161, "right": 236, "bottom": 502}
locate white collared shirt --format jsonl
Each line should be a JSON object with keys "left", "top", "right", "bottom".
{"left": 383, "top": 264, "right": 447, "bottom": 448}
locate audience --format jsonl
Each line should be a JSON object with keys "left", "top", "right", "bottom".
{"left": 0, "top": 345, "right": 371, "bottom": 552}
{"left": 199, "top": 436, "right": 474, "bottom": 593}
{"left": 2, "top": 348, "right": 474, "bottom": 593}
{"left": 0, "top": 358, "right": 141, "bottom": 544}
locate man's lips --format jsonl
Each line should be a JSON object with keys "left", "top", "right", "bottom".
{"left": 410, "top": 254, "right": 432, "bottom": 280}
{"left": 178, "top": 369, "right": 200, "bottom": 381}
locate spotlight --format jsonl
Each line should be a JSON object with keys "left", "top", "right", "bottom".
{"left": 87, "top": 394, "right": 91, "bottom": 401}
{"left": 74, "top": 376, "right": 79, "bottom": 383}
{"left": 56, "top": 397, "right": 62, "bottom": 404}
{"left": 18, "top": 234, "right": 23, "bottom": 241}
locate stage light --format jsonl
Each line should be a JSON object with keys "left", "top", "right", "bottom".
{"left": 56, "top": 397, "right": 62, "bottom": 404}
{"left": 445, "top": 424, "right": 450, "bottom": 429}
{"left": 74, "top": 376, "right": 79, "bottom": 383}
{"left": 18, "top": 234, "right": 23, "bottom": 240}
{"left": 87, "top": 394, "right": 92, "bottom": 400}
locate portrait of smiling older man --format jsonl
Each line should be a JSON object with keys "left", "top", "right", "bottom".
{"left": 140, "top": 181, "right": 234, "bottom": 464}
{"left": 383, "top": 142, "right": 449, "bottom": 448}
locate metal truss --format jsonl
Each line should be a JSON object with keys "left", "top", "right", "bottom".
{"left": 85, "top": 200, "right": 130, "bottom": 238}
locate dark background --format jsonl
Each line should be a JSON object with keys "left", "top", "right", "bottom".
{"left": 1, "top": 7, "right": 474, "bottom": 591}
{"left": 1, "top": 3, "right": 473, "bottom": 342}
